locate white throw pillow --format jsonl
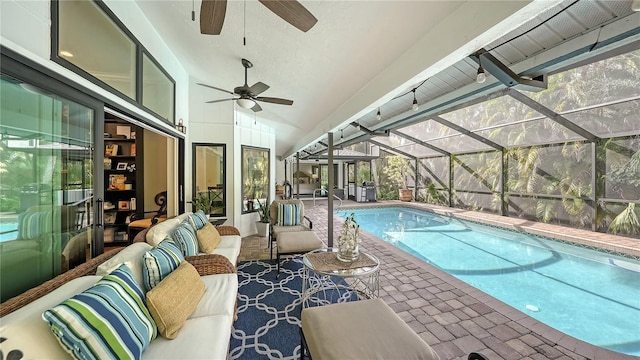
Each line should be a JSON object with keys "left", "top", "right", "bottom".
{"left": 95, "top": 242, "right": 152, "bottom": 290}
{"left": 146, "top": 217, "right": 181, "bottom": 247}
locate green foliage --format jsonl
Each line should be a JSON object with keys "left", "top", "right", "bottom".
{"left": 381, "top": 156, "right": 411, "bottom": 189}
{"left": 609, "top": 203, "right": 640, "bottom": 235}
{"left": 192, "top": 191, "right": 221, "bottom": 215}
{"left": 256, "top": 198, "right": 270, "bottom": 223}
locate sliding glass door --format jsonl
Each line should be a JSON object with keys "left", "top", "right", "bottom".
{"left": 0, "top": 71, "right": 100, "bottom": 301}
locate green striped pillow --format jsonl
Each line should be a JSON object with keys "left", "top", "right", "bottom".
{"left": 277, "top": 203, "right": 301, "bottom": 226}
{"left": 42, "top": 264, "right": 157, "bottom": 360}
{"left": 143, "top": 239, "right": 184, "bottom": 291}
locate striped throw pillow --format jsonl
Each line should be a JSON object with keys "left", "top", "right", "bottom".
{"left": 188, "top": 210, "right": 209, "bottom": 230}
{"left": 173, "top": 222, "right": 199, "bottom": 256}
{"left": 277, "top": 203, "right": 301, "bottom": 226}
{"left": 42, "top": 264, "right": 157, "bottom": 360}
{"left": 143, "top": 240, "right": 184, "bottom": 291}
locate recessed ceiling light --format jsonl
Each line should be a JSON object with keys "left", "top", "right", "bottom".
{"left": 59, "top": 50, "right": 74, "bottom": 58}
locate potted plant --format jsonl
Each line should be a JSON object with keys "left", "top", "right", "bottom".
{"left": 192, "top": 191, "right": 215, "bottom": 215}
{"left": 255, "top": 198, "right": 270, "bottom": 237}
{"left": 383, "top": 156, "right": 413, "bottom": 201}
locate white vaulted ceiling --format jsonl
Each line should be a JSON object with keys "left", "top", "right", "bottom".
{"left": 133, "top": 0, "right": 637, "bottom": 158}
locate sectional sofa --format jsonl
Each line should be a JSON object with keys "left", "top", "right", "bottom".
{"left": 0, "top": 211, "right": 242, "bottom": 359}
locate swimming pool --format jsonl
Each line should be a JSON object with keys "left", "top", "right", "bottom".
{"left": 0, "top": 222, "right": 18, "bottom": 242}
{"left": 336, "top": 207, "right": 640, "bottom": 356}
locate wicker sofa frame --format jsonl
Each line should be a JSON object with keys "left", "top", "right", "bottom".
{"left": 0, "top": 225, "right": 240, "bottom": 317}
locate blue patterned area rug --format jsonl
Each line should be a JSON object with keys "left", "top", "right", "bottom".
{"left": 230, "top": 258, "right": 355, "bottom": 360}
{"left": 229, "top": 258, "right": 305, "bottom": 360}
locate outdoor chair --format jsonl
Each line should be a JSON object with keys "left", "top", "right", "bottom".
{"left": 127, "top": 191, "right": 167, "bottom": 239}
{"left": 269, "top": 199, "right": 313, "bottom": 259}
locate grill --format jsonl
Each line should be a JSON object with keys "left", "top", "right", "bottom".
{"left": 361, "top": 182, "right": 376, "bottom": 202}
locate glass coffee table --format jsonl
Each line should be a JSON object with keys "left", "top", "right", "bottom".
{"left": 301, "top": 247, "right": 380, "bottom": 308}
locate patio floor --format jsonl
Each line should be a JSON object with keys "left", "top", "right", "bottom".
{"left": 237, "top": 199, "right": 638, "bottom": 360}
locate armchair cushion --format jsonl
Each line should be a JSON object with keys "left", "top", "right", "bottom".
{"left": 42, "top": 264, "right": 157, "bottom": 360}
{"left": 142, "top": 240, "right": 184, "bottom": 291}
{"left": 277, "top": 203, "right": 302, "bottom": 226}
{"left": 146, "top": 262, "right": 205, "bottom": 339}
{"left": 196, "top": 222, "right": 221, "bottom": 253}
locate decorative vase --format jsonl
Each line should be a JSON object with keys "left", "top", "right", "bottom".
{"left": 337, "top": 213, "right": 360, "bottom": 262}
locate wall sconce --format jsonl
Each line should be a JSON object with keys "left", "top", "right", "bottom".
{"left": 176, "top": 119, "right": 186, "bottom": 134}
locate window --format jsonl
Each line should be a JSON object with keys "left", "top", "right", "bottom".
{"left": 142, "top": 53, "right": 175, "bottom": 122}
{"left": 54, "top": 0, "right": 175, "bottom": 124}
{"left": 192, "top": 143, "right": 226, "bottom": 217}
{"left": 57, "top": 0, "right": 136, "bottom": 99}
{"left": 242, "top": 146, "right": 269, "bottom": 213}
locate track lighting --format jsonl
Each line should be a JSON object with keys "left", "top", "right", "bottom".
{"left": 376, "top": 108, "right": 381, "bottom": 121}
{"left": 341, "top": 129, "right": 344, "bottom": 139}
{"left": 476, "top": 65, "right": 486, "bottom": 84}
{"left": 412, "top": 89, "right": 419, "bottom": 111}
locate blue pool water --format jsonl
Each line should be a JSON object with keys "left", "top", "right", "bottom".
{"left": 336, "top": 207, "right": 640, "bottom": 356}
{"left": 0, "top": 222, "right": 18, "bottom": 241}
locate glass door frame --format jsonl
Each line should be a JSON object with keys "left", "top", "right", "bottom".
{"left": 1, "top": 46, "right": 106, "bottom": 257}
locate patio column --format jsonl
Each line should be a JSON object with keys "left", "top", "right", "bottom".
{"left": 327, "top": 132, "right": 334, "bottom": 247}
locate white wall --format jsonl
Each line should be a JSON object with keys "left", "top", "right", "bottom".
{"left": 187, "top": 79, "right": 234, "bottom": 222}
{"left": 234, "top": 112, "right": 276, "bottom": 237}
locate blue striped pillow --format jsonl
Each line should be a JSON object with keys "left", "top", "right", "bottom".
{"left": 143, "top": 240, "right": 184, "bottom": 291}
{"left": 277, "top": 203, "right": 301, "bottom": 226}
{"left": 42, "top": 264, "right": 157, "bottom": 360}
{"left": 188, "top": 210, "right": 209, "bottom": 230}
{"left": 173, "top": 221, "right": 199, "bottom": 256}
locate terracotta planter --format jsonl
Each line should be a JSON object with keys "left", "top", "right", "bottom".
{"left": 399, "top": 189, "right": 413, "bottom": 202}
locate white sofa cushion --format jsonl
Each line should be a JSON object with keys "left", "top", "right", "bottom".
{"left": 142, "top": 315, "right": 232, "bottom": 360}
{"left": 190, "top": 273, "right": 238, "bottom": 319}
{"left": 96, "top": 242, "right": 153, "bottom": 290}
{"left": 0, "top": 276, "right": 100, "bottom": 360}
{"left": 209, "top": 247, "right": 239, "bottom": 265}
{"left": 146, "top": 217, "right": 182, "bottom": 246}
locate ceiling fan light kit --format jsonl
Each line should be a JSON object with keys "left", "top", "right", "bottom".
{"left": 200, "top": 58, "right": 294, "bottom": 112}
{"left": 237, "top": 98, "right": 256, "bottom": 109}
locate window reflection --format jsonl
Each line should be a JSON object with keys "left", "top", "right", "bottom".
{"left": 241, "top": 146, "right": 269, "bottom": 213}
{"left": 193, "top": 144, "right": 226, "bottom": 217}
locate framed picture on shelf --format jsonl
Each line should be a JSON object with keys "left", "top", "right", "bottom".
{"left": 116, "top": 162, "right": 128, "bottom": 170}
{"left": 105, "top": 144, "right": 119, "bottom": 157}
{"left": 118, "top": 201, "right": 130, "bottom": 210}
{"left": 103, "top": 158, "right": 112, "bottom": 169}
{"left": 104, "top": 212, "right": 116, "bottom": 224}
{"left": 130, "top": 143, "right": 136, "bottom": 156}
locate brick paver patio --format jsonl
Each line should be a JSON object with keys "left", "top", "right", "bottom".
{"left": 238, "top": 199, "right": 638, "bottom": 360}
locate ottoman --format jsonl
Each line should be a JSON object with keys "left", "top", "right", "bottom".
{"left": 301, "top": 298, "right": 440, "bottom": 360}
{"left": 276, "top": 231, "right": 324, "bottom": 274}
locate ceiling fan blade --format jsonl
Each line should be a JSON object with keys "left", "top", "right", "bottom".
{"left": 251, "top": 103, "right": 263, "bottom": 112}
{"left": 200, "top": 0, "right": 227, "bottom": 35}
{"left": 197, "top": 82, "right": 234, "bottom": 95}
{"left": 255, "top": 96, "right": 294, "bottom": 106}
{"left": 205, "top": 98, "right": 236, "bottom": 104}
{"left": 248, "top": 82, "right": 270, "bottom": 96}
{"left": 258, "top": 0, "right": 318, "bottom": 33}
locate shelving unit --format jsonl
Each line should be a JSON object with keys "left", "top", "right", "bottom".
{"left": 103, "top": 121, "right": 144, "bottom": 246}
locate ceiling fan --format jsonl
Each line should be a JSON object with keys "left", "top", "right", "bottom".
{"left": 198, "top": 58, "right": 294, "bottom": 112}
{"left": 200, "top": 0, "right": 318, "bottom": 35}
